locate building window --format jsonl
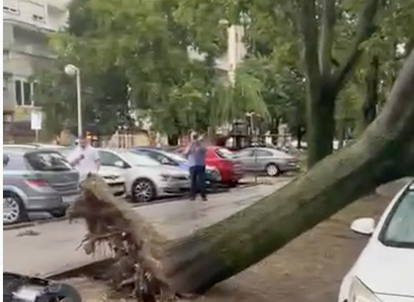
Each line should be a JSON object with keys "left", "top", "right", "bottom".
{"left": 3, "top": 0, "right": 19, "bottom": 14}
{"left": 14, "top": 79, "right": 34, "bottom": 106}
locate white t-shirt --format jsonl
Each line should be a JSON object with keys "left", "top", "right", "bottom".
{"left": 68, "top": 146, "right": 100, "bottom": 181}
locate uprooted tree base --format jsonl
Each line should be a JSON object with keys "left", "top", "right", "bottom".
{"left": 68, "top": 175, "right": 177, "bottom": 302}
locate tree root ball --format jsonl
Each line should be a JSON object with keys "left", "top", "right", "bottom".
{"left": 68, "top": 174, "right": 176, "bottom": 302}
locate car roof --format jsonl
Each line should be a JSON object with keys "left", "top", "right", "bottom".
{"left": 3, "top": 144, "right": 38, "bottom": 149}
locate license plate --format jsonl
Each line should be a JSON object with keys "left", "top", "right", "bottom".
{"left": 62, "top": 195, "right": 77, "bottom": 204}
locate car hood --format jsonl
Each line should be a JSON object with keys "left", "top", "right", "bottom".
{"left": 99, "top": 166, "right": 123, "bottom": 177}
{"left": 356, "top": 240, "right": 414, "bottom": 298}
{"left": 98, "top": 166, "right": 125, "bottom": 181}
{"left": 133, "top": 164, "right": 189, "bottom": 176}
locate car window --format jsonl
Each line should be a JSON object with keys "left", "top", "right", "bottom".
{"left": 254, "top": 150, "right": 273, "bottom": 157}
{"left": 380, "top": 189, "right": 414, "bottom": 248}
{"left": 216, "top": 148, "right": 235, "bottom": 159}
{"left": 121, "top": 152, "right": 160, "bottom": 167}
{"left": 3, "top": 153, "right": 27, "bottom": 171}
{"left": 24, "top": 151, "right": 71, "bottom": 171}
{"left": 143, "top": 151, "right": 175, "bottom": 165}
{"left": 164, "top": 152, "right": 187, "bottom": 163}
{"left": 236, "top": 149, "right": 254, "bottom": 157}
{"left": 99, "top": 151, "right": 123, "bottom": 167}
{"left": 271, "top": 150, "right": 291, "bottom": 158}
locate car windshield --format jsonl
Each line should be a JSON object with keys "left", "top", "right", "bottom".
{"left": 24, "top": 151, "right": 71, "bottom": 171}
{"left": 380, "top": 189, "right": 414, "bottom": 248}
{"left": 165, "top": 152, "right": 187, "bottom": 163}
{"left": 216, "top": 148, "right": 235, "bottom": 159}
{"left": 122, "top": 152, "right": 160, "bottom": 167}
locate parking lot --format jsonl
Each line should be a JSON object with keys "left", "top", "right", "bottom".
{"left": 4, "top": 176, "right": 292, "bottom": 229}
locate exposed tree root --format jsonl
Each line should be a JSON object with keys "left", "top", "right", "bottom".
{"left": 68, "top": 174, "right": 176, "bottom": 302}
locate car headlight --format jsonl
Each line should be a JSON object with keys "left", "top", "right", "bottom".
{"left": 349, "top": 277, "right": 382, "bottom": 302}
{"left": 212, "top": 169, "right": 221, "bottom": 181}
{"left": 160, "top": 174, "right": 170, "bottom": 181}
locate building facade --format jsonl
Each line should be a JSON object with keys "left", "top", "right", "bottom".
{"left": 3, "top": 0, "right": 69, "bottom": 128}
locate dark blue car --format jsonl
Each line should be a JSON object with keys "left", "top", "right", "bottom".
{"left": 130, "top": 147, "right": 221, "bottom": 187}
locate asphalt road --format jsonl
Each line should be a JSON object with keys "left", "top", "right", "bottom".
{"left": 9, "top": 180, "right": 278, "bottom": 227}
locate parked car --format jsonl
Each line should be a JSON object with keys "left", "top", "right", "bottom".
{"left": 57, "top": 147, "right": 126, "bottom": 197}
{"left": 175, "top": 146, "right": 243, "bottom": 186}
{"left": 234, "top": 147, "right": 300, "bottom": 177}
{"left": 131, "top": 147, "right": 221, "bottom": 187}
{"left": 338, "top": 180, "right": 414, "bottom": 302}
{"left": 3, "top": 148, "right": 80, "bottom": 224}
{"left": 97, "top": 149, "right": 190, "bottom": 202}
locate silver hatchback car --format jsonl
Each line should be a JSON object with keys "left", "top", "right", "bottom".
{"left": 3, "top": 148, "right": 80, "bottom": 224}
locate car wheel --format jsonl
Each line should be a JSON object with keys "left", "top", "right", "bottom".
{"left": 3, "top": 192, "right": 28, "bottom": 225}
{"left": 266, "top": 164, "right": 279, "bottom": 177}
{"left": 49, "top": 209, "right": 67, "bottom": 218}
{"left": 132, "top": 179, "right": 155, "bottom": 203}
{"left": 229, "top": 180, "right": 239, "bottom": 188}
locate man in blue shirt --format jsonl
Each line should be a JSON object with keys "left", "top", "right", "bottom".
{"left": 184, "top": 133, "right": 207, "bottom": 201}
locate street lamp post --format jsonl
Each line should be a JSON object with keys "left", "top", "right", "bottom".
{"left": 64, "top": 64, "right": 82, "bottom": 137}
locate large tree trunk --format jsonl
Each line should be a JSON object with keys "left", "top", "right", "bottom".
{"left": 72, "top": 51, "right": 414, "bottom": 299}
{"left": 306, "top": 82, "right": 337, "bottom": 166}
{"left": 158, "top": 50, "right": 414, "bottom": 294}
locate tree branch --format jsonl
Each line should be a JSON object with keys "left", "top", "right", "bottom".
{"left": 319, "top": 0, "right": 336, "bottom": 77}
{"left": 333, "top": 0, "right": 381, "bottom": 89}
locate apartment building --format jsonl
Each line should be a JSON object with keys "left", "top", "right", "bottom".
{"left": 3, "top": 0, "right": 69, "bottom": 129}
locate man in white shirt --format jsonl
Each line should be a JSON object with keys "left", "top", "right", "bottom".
{"left": 68, "top": 135, "right": 100, "bottom": 181}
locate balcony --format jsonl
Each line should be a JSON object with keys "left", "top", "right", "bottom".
{"left": 13, "top": 44, "right": 57, "bottom": 59}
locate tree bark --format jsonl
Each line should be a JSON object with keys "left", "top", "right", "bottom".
{"left": 362, "top": 55, "right": 379, "bottom": 128}
{"left": 156, "top": 50, "right": 414, "bottom": 294}
{"left": 75, "top": 51, "right": 414, "bottom": 298}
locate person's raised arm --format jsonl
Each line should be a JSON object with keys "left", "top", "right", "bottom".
{"left": 68, "top": 149, "right": 83, "bottom": 167}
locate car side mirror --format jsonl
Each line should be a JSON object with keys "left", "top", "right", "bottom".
{"left": 114, "top": 160, "right": 126, "bottom": 168}
{"left": 350, "top": 218, "right": 375, "bottom": 236}
{"left": 161, "top": 157, "right": 170, "bottom": 165}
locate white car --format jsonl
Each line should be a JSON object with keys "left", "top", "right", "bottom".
{"left": 97, "top": 149, "right": 190, "bottom": 202}
{"left": 338, "top": 181, "right": 414, "bottom": 302}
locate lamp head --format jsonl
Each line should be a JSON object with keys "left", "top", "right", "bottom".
{"left": 64, "top": 64, "right": 78, "bottom": 76}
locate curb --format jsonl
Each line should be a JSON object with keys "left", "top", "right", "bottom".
{"left": 3, "top": 216, "right": 68, "bottom": 231}
{"left": 45, "top": 259, "right": 113, "bottom": 280}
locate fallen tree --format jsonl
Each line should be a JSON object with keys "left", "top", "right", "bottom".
{"left": 69, "top": 50, "right": 414, "bottom": 300}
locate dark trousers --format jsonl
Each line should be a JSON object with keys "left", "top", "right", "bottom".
{"left": 189, "top": 165, "right": 206, "bottom": 198}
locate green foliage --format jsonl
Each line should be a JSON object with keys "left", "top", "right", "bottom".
{"left": 36, "top": 0, "right": 414, "bottom": 143}
{"left": 33, "top": 68, "right": 77, "bottom": 136}
{"left": 209, "top": 68, "right": 268, "bottom": 127}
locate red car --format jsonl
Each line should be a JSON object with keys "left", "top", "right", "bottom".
{"left": 175, "top": 146, "right": 244, "bottom": 185}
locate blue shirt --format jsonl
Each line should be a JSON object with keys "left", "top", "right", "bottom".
{"left": 187, "top": 142, "right": 206, "bottom": 167}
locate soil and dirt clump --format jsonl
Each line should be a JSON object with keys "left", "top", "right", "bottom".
{"left": 67, "top": 174, "right": 390, "bottom": 302}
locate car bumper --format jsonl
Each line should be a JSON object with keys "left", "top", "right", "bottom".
{"left": 26, "top": 191, "right": 79, "bottom": 211}
{"left": 107, "top": 182, "right": 126, "bottom": 196}
{"left": 279, "top": 164, "right": 300, "bottom": 173}
{"left": 158, "top": 179, "right": 190, "bottom": 195}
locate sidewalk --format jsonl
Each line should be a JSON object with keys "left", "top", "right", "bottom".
{"left": 4, "top": 183, "right": 288, "bottom": 277}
